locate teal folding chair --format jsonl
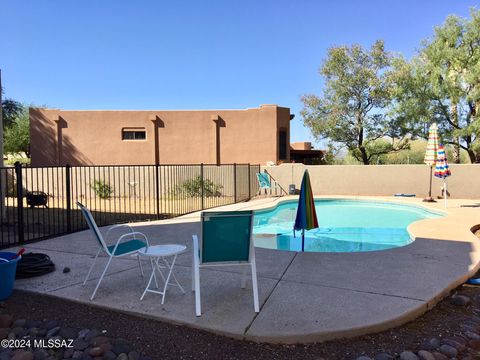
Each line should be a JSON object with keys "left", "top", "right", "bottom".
{"left": 77, "top": 202, "right": 149, "bottom": 300}
{"left": 191, "top": 210, "right": 259, "bottom": 316}
{"left": 256, "top": 172, "right": 281, "bottom": 195}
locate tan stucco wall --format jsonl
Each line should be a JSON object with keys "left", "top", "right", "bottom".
{"left": 30, "top": 105, "right": 291, "bottom": 166}
{"left": 262, "top": 163, "right": 480, "bottom": 199}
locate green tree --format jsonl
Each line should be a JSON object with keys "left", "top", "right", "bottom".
{"left": 390, "top": 9, "right": 480, "bottom": 163}
{"left": 4, "top": 108, "right": 30, "bottom": 156}
{"left": 1, "top": 87, "right": 24, "bottom": 129}
{"left": 301, "top": 40, "right": 409, "bottom": 165}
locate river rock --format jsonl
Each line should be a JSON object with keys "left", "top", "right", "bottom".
{"left": 0, "top": 316, "right": 13, "bottom": 329}
{"left": 464, "top": 331, "right": 480, "bottom": 340}
{"left": 89, "top": 348, "right": 103, "bottom": 357}
{"left": 77, "top": 329, "right": 89, "bottom": 339}
{"left": 374, "top": 353, "right": 393, "bottom": 360}
{"left": 0, "top": 328, "right": 9, "bottom": 340}
{"left": 431, "top": 352, "right": 448, "bottom": 360}
{"left": 399, "top": 351, "right": 419, "bottom": 360}
{"left": 439, "top": 344, "right": 457, "bottom": 358}
{"left": 451, "top": 294, "right": 471, "bottom": 306}
{"left": 104, "top": 351, "right": 116, "bottom": 360}
{"left": 111, "top": 340, "right": 133, "bottom": 356}
{"left": 11, "top": 351, "right": 34, "bottom": 360}
{"left": 417, "top": 350, "right": 435, "bottom": 360}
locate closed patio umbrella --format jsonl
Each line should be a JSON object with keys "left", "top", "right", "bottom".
{"left": 423, "top": 123, "right": 439, "bottom": 202}
{"left": 294, "top": 170, "right": 319, "bottom": 252}
{"left": 434, "top": 145, "right": 451, "bottom": 208}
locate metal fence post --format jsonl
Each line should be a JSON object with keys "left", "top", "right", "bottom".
{"left": 200, "top": 163, "right": 204, "bottom": 210}
{"left": 14, "top": 162, "right": 24, "bottom": 244}
{"left": 233, "top": 163, "right": 237, "bottom": 203}
{"left": 65, "top": 164, "right": 72, "bottom": 233}
{"left": 155, "top": 164, "right": 160, "bottom": 219}
{"left": 248, "top": 164, "right": 251, "bottom": 200}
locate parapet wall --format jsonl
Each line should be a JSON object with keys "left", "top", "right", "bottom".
{"left": 262, "top": 164, "right": 480, "bottom": 199}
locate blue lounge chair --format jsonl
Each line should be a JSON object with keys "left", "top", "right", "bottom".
{"left": 191, "top": 210, "right": 259, "bottom": 316}
{"left": 256, "top": 172, "right": 281, "bottom": 195}
{"left": 77, "top": 202, "right": 149, "bottom": 300}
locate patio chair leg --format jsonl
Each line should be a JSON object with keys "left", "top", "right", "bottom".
{"left": 91, "top": 255, "right": 114, "bottom": 301}
{"left": 192, "top": 235, "right": 201, "bottom": 316}
{"left": 137, "top": 254, "right": 144, "bottom": 277}
{"left": 191, "top": 251, "right": 195, "bottom": 292}
{"left": 84, "top": 249, "right": 101, "bottom": 286}
{"left": 251, "top": 262, "right": 259, "bottom": 313}
{"left": 241, "top": 265, "right": 248, "bottom": 289}
{"left": 194, "top": 265, "right": 201, "bottom": 316}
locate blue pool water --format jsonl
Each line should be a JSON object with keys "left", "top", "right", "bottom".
{"left": 253, "top": 199, "right": 442, "bottom": 252}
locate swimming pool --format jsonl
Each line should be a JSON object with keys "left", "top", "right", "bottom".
{"left": 253, "top": 199, "right": 443, "bottom": 252}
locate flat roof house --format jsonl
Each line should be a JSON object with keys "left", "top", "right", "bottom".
{"left": 30, "top": 104, "right": 293, "bottom": 166}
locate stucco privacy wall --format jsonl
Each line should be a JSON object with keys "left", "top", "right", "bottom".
{"left": 262, "top": 163, "right": 480, "bottom": 199}
{"left": 30, "top": 105, "right": 291, "bottom": 166}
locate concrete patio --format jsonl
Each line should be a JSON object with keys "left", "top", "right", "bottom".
{"left": 7, "top": 197, "right": 480, "bottom": 344}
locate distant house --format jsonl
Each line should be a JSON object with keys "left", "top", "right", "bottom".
{"left": 30, "top": 105, "right": 293, "bottom": 166}
{"left": 290, "top": 142, "right": 325, "bottom": 165}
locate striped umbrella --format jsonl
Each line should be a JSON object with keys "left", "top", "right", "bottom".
{"left": 434, "top": 145, "right": 451, "bottom": 208}
{"left": 423, "top": 123, "right": 439, "bottom": 202}
{"left": 294, "top": 170, "right": 319, "bottom": 252}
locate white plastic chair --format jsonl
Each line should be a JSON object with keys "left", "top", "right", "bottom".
{"left": 77, "top": 202, "right": 149, "bottom": 300}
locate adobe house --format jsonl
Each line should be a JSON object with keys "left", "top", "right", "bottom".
{"left": 30, "top": 104, "right": 293, "bottom": 166}
{"left": 290, "top": 142, "right": 325, "bottom": 164}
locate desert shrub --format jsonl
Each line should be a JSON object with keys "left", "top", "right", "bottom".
{"left": 177, "top": 176, "right": 222, "bottom": 197}
{"left": 91, "top": 180, "right": 114, "bottom": 199}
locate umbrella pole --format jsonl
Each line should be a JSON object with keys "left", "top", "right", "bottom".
{"left": 428, "top": 166, "right": 433, "bottom": 198}
{"left": 444, "top": 179, "right": 447, "bottom": 208}
{"left": 423, "top": 166, "right": 436, "bottom": 202}
{"left": 301, "top": 229, "right": 305, "bottom": 252}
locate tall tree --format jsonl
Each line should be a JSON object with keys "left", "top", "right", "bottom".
{"left": 1, "top": 87, "right": 23, "bottom": 129}
{"left": 301, "top": 40, "right": 408, "bottom": 165}
{"left": 390, "top": 9, "right": 480, "bottom": 163}
{"left": 4, "top": 108, "right": 30, "bottom": 157}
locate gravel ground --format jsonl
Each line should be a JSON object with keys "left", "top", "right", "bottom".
{"left": 1, "top": 285, "right": 480, "bottom": 360}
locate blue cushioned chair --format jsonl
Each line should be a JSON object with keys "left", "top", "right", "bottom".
{"left": 77, "top": 202, "right": 149, "bottom": 300}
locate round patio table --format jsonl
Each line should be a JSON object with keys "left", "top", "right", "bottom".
{"left": 138, "top": 244, "right": 186, "bottom": 304}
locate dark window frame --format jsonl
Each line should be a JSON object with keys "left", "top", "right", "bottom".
{"left": 122, "top": 129, "right": 146, "bottom": 140}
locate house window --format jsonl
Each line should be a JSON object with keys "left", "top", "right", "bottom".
{"left": 279, "top": 129, "right": 287, "bottom": 160}
{"left": 122, "top": 128, "right": 146, "bottom": 140}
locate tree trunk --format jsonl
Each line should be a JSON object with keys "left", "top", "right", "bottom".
{"left": 474, "top": 150, "right": 480, "bottom": 164}
{"left": 359, "top": 146, "right": 369, "bottom": 165}
{"left": 451, "top": 104, "right": 461, "bottom": 163}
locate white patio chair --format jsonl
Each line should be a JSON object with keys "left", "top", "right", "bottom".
{"left": 77, "top": 202, "right": 149, "bottom": 300}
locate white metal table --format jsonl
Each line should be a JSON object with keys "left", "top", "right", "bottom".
{"left": 138, "top": 244, "right": 186, "bottom": 304}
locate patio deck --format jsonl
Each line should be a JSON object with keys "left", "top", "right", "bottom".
{"left": 7, "top": 196, "right": 480, "bottom": 344}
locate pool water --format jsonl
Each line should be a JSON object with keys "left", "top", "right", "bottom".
{"left": 253, "top": 199, "right": 442, "bottom": 252}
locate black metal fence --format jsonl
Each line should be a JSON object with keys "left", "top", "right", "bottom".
{"left": 0, "top": 163, "right": 260, "bottom": 248}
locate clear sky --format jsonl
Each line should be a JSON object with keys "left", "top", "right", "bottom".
{"left": 1, "top": 0, "right": 478, "bottom": 147}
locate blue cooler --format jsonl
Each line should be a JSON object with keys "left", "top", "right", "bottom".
{"left": 0, "top": 252, "right": 20, "bottom": 300}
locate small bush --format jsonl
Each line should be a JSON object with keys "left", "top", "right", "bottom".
{"left": 91, "top": 180, "right": 114, "bottom": 199}
{"left": 177, "top": 176, "right": 223, "bottom": 198}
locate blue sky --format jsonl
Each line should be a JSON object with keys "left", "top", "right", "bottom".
{"left": 1, "top": 0, "right": 477, "bottom": 147}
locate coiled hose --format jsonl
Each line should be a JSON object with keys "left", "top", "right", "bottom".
{"left": 16, "top": 252, "right": 55, "bottom": 278}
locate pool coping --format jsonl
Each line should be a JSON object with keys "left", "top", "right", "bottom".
{"left": 9, "top": 195, "right": 480, "bottom": 344}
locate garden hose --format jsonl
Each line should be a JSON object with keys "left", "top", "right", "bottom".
{"left": 16, "top": 252, "right": 55, "bottom": 278}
